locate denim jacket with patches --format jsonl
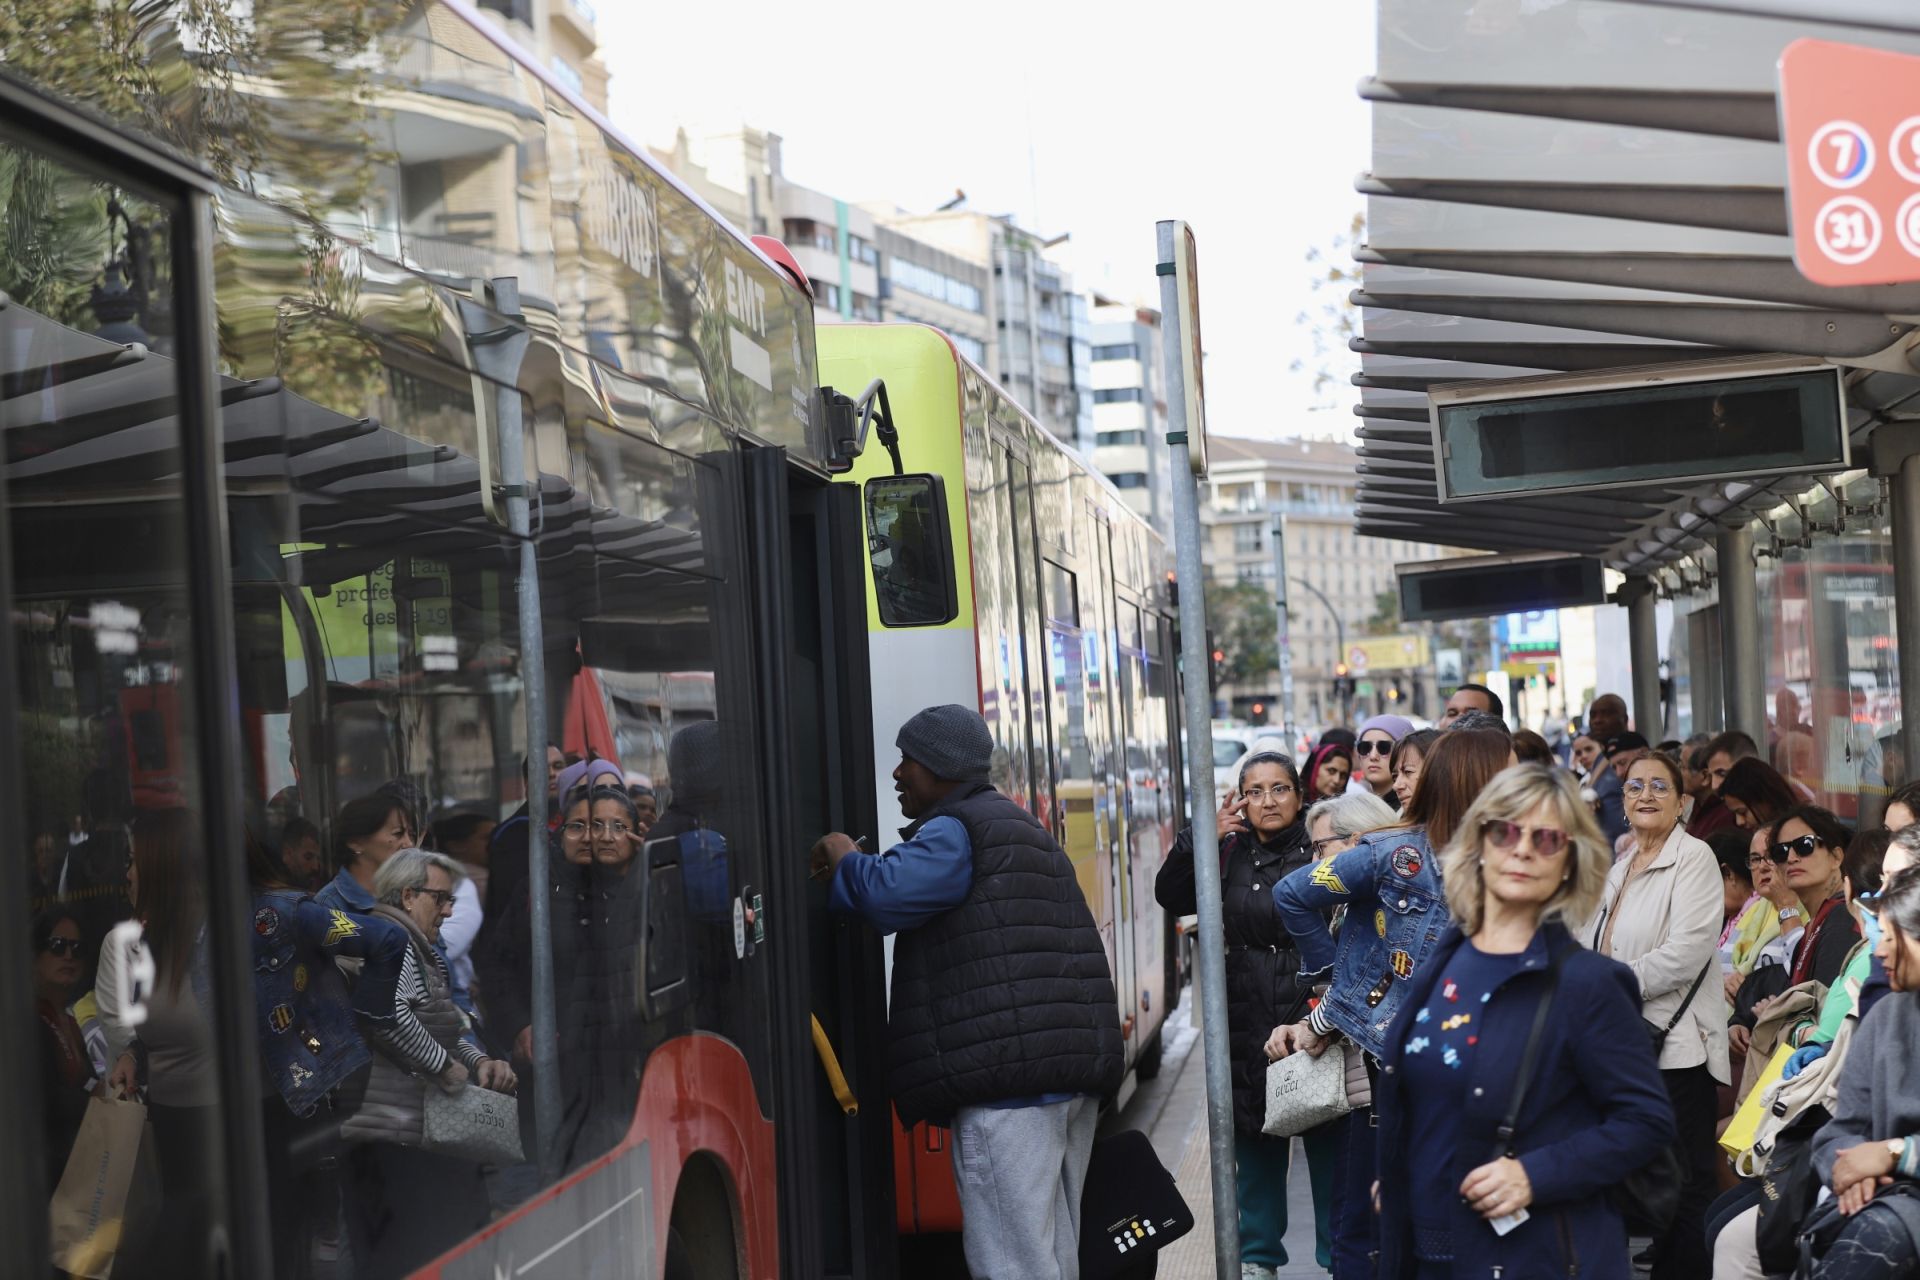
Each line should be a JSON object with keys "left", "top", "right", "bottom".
{"left": 1271, "top": 827, "right": 1451, "bottom": 1061}
{"left": 251, "top": 887, "right": 406, "bottom": 1116}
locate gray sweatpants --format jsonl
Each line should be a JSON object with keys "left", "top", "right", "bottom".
{"left": 950, "top": 1095, "right": 1099, "bottom": 1280}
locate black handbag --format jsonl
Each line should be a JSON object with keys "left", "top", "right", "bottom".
{"left": 1509, "top": 944, "right": 1685, "bottom": 1236}
{"left": 1649, "top": 960, "right": 1714, "bottom": 1058}
{"left": 1078, "top": 1127, "right": 1194, "bottom": 1280}
{"left": 1755, "top": 1106, "right": 1829, "bottom": 1273}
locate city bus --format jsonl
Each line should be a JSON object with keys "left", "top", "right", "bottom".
{"left": 820, "top": 324, "right": 1182, "bottom": 1240}
{"left": 0, "top": 2, "right": 1181, "bottom": 1277}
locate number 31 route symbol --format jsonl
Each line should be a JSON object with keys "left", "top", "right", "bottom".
{"left": 1816, "top": 196, "right": 1881, "bottom": 264}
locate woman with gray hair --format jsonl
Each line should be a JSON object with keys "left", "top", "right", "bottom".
{"left": 1373, "top": 764, "right": 1674, "bottom": 1278}
{"left": 1305, "top": 791, "right": 1399, "bottom": 862}
{"left": 344, "top": 848, "right": 516, "bottom": 1277}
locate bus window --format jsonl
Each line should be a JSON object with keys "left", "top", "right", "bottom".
{"left": 865, "top": 474, "right": 957, "bottom": 626}
{"left": 1, "top": 141, "right": 231, "bottom": 1275}
{"left": 1009, "top": 454, "right": 1051, "bottom": 824}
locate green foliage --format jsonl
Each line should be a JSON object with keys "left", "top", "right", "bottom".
{"left": 1206, "top": 579, "right": 1280, "bottom": 685}
{"left": 0, "top": 149, "right": 112, "bottom": 325}
{"left": 1365, "top": 586, "right": 1400, "bottom": 637}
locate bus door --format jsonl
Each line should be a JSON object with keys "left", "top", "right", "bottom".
{"left": 0, "top": 84, "right": 273, "bottom": 1276}
{"left": 741, "top": 446, "right": 894, "bottom": 1280}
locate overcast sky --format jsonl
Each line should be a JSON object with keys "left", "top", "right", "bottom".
{"left": 598, "top": 2, "right": 1377, "bottom": 443}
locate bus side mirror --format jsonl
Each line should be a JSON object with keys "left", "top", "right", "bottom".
{"left": 864, "top": 473, "right": 958, "bottom": 627}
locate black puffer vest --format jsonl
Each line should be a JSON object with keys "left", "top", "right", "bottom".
{"left": 886, "top": 783, "right": 1124, "bottom": 1127}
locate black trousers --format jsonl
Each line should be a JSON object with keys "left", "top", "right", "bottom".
{"left": 1649, "top": 1064, "right": 1719, "bottom": 1280}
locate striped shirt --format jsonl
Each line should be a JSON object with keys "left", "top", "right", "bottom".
{"left": 368, "top": 947, "right": 486, "bottom": 1077}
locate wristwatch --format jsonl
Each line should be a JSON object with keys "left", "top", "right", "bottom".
{"left": 1888, "top": 1139, "right": 1906, "bottom": 1166}
{"left": 1779, "top": 905, "right": 1803, "bottom": 922}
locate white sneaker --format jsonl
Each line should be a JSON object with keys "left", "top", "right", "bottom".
{"left": 1240, "top": 1266, "right": 1277, "bottom": 1280}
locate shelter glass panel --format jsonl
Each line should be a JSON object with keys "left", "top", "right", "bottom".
{"left": 1753, "top": 474, "right": 1900, "bottom": 822}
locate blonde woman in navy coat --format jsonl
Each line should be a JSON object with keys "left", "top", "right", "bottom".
{"left": 1374, "top": 765, "right": 1673, "bottom": 1279}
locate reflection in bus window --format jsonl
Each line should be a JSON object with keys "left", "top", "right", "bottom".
{"left": 0, "top": 138, "right": 229, "bottom": 1274}
{"left": 866, "top": 475, "right": 954, "bottom": 626}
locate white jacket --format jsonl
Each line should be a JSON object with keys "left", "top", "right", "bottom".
{"left": 1581, "top": 824, "right": 1730, "bottom": 1083}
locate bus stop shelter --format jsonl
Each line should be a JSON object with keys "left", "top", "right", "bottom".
{"left": 1354, "top": 0, "right": 1920, "bottom": 815}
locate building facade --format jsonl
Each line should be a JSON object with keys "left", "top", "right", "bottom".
{"left": 475, "top": 0, "right": 608, "bottom": 112}
{"left": 651, "top": 130, "right": 997, "bottom": 387}
{"left": 1204, "top": 435, "right": 1448, "bottom": 727}
{"left": 1088, "top": 302, "right": 1170, "bottom": 535}
{"left": 867, "top": 208, "right": 1092, "bottom": 450}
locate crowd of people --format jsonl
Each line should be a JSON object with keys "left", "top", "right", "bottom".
{"left": 1166, "top": 686, "right": 1920, "bottom": 1280}
{"left": 28, "top": 682, "right": 1920, "bottom": 1280}
{"left": 29, "top": 742, "right": 670, "bottom": 1279}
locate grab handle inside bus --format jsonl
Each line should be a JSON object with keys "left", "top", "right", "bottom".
{"left": 810, "top": 1014, "right": 859, "bottom": 1117}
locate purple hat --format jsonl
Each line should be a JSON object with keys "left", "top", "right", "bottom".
{"left": 555, "top": 757, "right": 623, "bottom": 800}
{"left": 1356, "top": 714, "right": 1414, "bottom": 743}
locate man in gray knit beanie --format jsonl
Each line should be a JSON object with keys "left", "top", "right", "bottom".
{"left": 809, "top": 701, "right": 1122, "bottom": 1278}
{"left": 894, "top": 703, "right": 994, "bottom": 785}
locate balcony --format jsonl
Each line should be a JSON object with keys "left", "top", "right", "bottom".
{"left": 554, "top": 0, "right": 596, "bottom": 41}
{"left": 403, "top": 232, "right": 556, "bottom": 301}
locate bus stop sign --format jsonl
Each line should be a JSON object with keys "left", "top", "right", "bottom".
{"left": 1780, "top": 38, "right": 1920, "bottom": 287}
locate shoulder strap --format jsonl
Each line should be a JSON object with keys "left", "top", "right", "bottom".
{"left": 1661, "top": 959, "right": 1715, "bottom": 1036}
{"left": 1497, "top": 944, "right": 1569, "bottom": 1156}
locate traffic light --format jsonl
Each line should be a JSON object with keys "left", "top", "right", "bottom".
{"left": 1208, "top": 630, "right": 1224, "bottom": 692}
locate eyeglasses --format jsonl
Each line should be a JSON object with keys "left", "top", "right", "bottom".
{"left": 1242, "top": 785, "right": 1295, "bottom": 804}
{"left": 562, "top": 820, "right": 633, "bottom": 839}
{"left": 1310, "top": 836, "right": 1343, "bottom": 857}
{"left": 1354, "top": 739, "right": 1393, "bottom": 757}
{"left": 1623, "top": 778, "right": 1674, "bottom": 798}
{"left": 1769, "top": 834, "right": 1823, "bottom": 864}
{"left": 1480, "top": 819, "right": 1570, "bottom": 857}
{"left": 40, "top": 935, "right": 80, "bottom": 957}
{"left": 1747, "top": 853, "right": 1769, "bottom": 868}
{"left": 409, "top": 888, "right": 455, "bottom": 908}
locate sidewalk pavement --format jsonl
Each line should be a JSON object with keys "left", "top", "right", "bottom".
{"left": 1107, "top": 998, "right": 1325, "bottom": 1278}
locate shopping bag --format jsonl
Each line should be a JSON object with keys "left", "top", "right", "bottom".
{"left": 49, "top": 1093, "right": 148, "bottom": 1279}
{"left": 1078, "top": 1128, "right": 1193, "bottom": 1280}
{"left": 1720, "top": 1042, "right": 1793, "bottom": 1159}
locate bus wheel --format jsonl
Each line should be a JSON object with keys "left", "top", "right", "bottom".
{"left": 665, "top": 1156, "right": 739, "bottom": 1280}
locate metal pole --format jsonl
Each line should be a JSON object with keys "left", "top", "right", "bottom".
{"left": 1625, "top": 576, "right": 1662, "bottom": 739}
{"left": 1158, "top": 220, "right": 1240, "bottom": 1273}
{"left": 1273, "top": 513, "right": 1296, "bottom": 745}
{"left": 462, "top": 279, "right": 558, "bottom": 1178}
{"left": 1717, "top": 522, "right": 1767, "bottom": 741}
{"left": 1893, "top": 458, "right": 1920, "bottom": 782}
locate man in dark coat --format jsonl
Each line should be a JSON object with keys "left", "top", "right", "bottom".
{"left": 812, "top": 704, "right": 1122, "bottom": 1280}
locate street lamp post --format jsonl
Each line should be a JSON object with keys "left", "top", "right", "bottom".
{"left": 1290, "top": 575, "right": 1349, "bottom": 724}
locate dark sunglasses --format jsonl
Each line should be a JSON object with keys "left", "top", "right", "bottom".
{"left": 1353, "top": 739, "right": 1393, "bottom": 756}
{"left": 1769, "top": 833, "right": 1823, "bottom": 864}
{"left": 1481, "top": 818, "right": 1570, "bottom": 857}
{"left": 40, "top": 935, "right": 81, "bottom": 957}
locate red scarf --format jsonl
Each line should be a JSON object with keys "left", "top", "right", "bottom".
{"left": 1790, "top": 893, "right": 1848, "bottom": 986}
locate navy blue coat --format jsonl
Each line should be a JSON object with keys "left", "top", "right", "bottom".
{"left": 1375, "top": 922, "right": 1674, "bottom": 1279}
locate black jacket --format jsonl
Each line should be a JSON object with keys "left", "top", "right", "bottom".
{"left": 886, "top": 783, "right": 1124, "bottom": 1127}
{"left": 1156, "top": 820, "right": 1312, "bottom": 1132}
